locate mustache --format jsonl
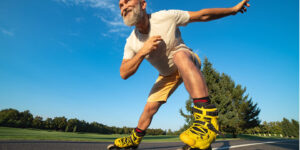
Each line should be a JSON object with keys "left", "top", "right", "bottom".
{"left": 122, "top": 8, "right": 132, "bottom": 17}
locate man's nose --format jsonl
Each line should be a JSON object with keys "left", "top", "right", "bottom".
{"left": 120, "top": 6, "right": 125, "bottom": 15}
{"left": 121, "top": 4, "right": 129, "bottom": 16}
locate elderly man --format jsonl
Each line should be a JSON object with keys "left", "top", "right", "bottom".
{"left": 109, "top": 0, "right": 250, "bottom": 149}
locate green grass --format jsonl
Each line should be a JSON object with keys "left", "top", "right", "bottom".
{"left": 0, "top": 127, "right": 180, "bottom": 142}
{"left": 0, "top": 127, "right": 292, "bottom": 142}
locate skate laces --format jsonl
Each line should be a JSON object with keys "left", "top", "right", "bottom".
{"left": 118, "top": 131, "right": 140, "bottom": 146}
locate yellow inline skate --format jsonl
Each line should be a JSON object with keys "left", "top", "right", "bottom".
{"left": 107, "top": 129, "right": 143, "bottom": 150}
{"left": 179, "top": 104, "right": 221, "bottom": 150}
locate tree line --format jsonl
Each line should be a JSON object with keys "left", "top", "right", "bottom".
{"left": 0, "top": 108, "right": 165, "bottom": 135}
{"left": 179, "top": 58, "right": 261, "bottom": 137}
{"left": 244, "top": 118, "right": 299, "bottom": 138}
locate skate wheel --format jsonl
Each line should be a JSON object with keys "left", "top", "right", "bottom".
{"left": 177, "top": 144, "right": 191, "bottom": 150}
{"left": 190, "top": 146, "right": 212, "bottom": 150}
{"left": 107, "top": 144, "right": 121, "bottom": 150}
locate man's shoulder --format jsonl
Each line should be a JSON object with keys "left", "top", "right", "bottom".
{"left": 150, "top": 9, "right": 187, "bottom": 21}
{"left": 151, "top": 10, "right": 184, "bottom": 16}
{"left": 124, "top": 29, "right": 138, "bottom": 48}
{"left": 126, "top": 29, "right": 136, "bottom": 40}
{"left": 151, "top": 10, "right": 172, "bottom": 17}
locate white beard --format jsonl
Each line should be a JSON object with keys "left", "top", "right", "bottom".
{"left": 123, "top": 2, "right": 144, "bottom": 26}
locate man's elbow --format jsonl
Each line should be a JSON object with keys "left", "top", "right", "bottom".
{"left": 188, "top": 9, "right": 212, "bottom": 22}
{"left": 120, "top": 72, "right": 128, "bottom": 80}
{"left": 121, "top": 74, "right": 129, "bottom": 80}
{"left": 120, "top": 70, "right": 130, "bottom": 80}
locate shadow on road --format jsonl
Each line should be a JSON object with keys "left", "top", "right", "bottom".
{"left": 239, "top": 135, "right": 299, "bottom": 150}
{"left": 265, "top": 140, "right": 299, "bottom": 150}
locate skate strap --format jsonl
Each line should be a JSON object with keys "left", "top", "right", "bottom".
{"left": 207, "top": 123, "right": 224, "bottom": 136}
{"left": 194, "top": 120, "right": 223, "bottom": 136}
{"left": 192, "top": 107, "right": 218, "bottom": 116}
{"left": 194, "top": 120, "right": 206, "bottom": 125}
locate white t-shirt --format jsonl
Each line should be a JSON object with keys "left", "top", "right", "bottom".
{"left": 123, "top": 10, "right": 192, "bottom": 76}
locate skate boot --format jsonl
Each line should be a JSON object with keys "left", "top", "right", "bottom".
{"left": 107, "top": 129, "right": 143, "bottom": 150}
{"left": 179, "top": 104, "right": 220, "bottom": 149}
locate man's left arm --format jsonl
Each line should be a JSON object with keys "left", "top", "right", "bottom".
{"left": 188, "top": 0, "right": 250, "bottom": 23}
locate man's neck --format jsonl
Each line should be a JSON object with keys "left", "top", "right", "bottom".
{"left": 135, "top": 13, "right": 150, "bottom": 34}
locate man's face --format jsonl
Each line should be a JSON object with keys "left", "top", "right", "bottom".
{"left": 119, "top": 0, "right": 144, "bottom": 26}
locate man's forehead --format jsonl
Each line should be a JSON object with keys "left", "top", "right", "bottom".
{"left": 119, "top": 0, "right": 141, "bottom": 4}
{"left": 119, "top": 0, "right": 128, "bottom": 4}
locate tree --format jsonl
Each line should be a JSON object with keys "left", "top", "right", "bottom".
{"left": 281, "top": 118, "right": 299, "bottom": 137}
{"left": 166, "top": 129, "right": 174, "bottom": 135}
{"left": 19, "top": 110, "right": 33, "bottom": 128}
{"left": 52, "top": 117, "right": 67, "bottom": 131}
{"left": 214, "top": 73, "right": 239, "bottom": 137}
{"left": 0, "top": 108, "right": 169, "bottom": 135}
{"left": 66, "top": 118, "right": 80, "bottom": 132}
{"left": 281, "top": 118, "right": 293, "bottom": 137}
{"left": 32, "top": 116, "right": 44, "bottom": 129}
{"left": 44, "top": 118, "right": 53, "bottom": 129}
{"left": 291, "top": 119, "right": 299, "bottom": 137}
{"left": 0, "top": 108, "right": 20, "bottom": 127}
{"left": 238, "top": 98, "right": 260, "bottom": 130}
{"left": 267, "top": 121, "right": 282, "bottom": 135}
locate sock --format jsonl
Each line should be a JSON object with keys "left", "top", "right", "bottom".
{"left": 135, "top": 127, "right": 146, "bottom": 137}
{"left": 193, "top": 96, "right": 210, "bottom": 107}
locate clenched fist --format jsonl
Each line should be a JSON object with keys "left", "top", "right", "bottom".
{"left": 140, "top": 35, "right": 163, "bottom": 56}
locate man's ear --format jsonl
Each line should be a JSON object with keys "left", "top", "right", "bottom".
{"left": 141, "top": 0, "right": 147, "bottom": 10}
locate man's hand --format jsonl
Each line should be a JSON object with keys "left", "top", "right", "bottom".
{"left": 140, "top": 35, "right": 163, "bottom": 56}
{"left": 232, "top": 0, "right": 250, "bottom": 15}
{"left": 119, "top": 35, "right": 163, "bottom": 80}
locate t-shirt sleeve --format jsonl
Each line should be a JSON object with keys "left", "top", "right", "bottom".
{"left": 167, "top": 10, "right": 190, "bottom": 26}
{"left": 123, "top": 41, "right": 135, "bottom": 60}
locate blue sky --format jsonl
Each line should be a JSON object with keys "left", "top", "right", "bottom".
{"left": 0, "top": 0, "right": 298, "bottom": 131}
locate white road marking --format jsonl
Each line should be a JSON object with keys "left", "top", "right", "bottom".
{"left": 212, "top": 140, "right": 287, "bottom": 150}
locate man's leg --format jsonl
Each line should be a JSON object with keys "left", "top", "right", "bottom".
{"left": 113, "top": 101, "right": 164, "bottom": 148}
{"left": 173, "top": 50, "right": 219, "bottom": 149}
{"left": 173, "top": 50, "right": 208, "bottom": 98}
{"left": 137, "top": 101, "right": 164, "bottom": 130}
{"left": 138, "top": 71, "right": 182, "bottom": 130}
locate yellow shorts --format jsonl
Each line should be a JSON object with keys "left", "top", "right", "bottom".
{"left": 147, "top": 51, "right": 201, "bottom": 102}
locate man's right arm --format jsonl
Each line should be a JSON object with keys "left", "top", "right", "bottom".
{"left": 188, "top": 0, "right": 250, "bottom": 23}
{"left": 120, "top": 35, "right": 163, "bottom": 80}
{"left": 120, "top": 53, "right": 146, "bottom": 80}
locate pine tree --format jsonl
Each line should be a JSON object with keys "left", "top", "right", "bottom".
{"left": 238, "top": 98, "right": 261, "bottom": 130}
{"left": 291, "top": 119, "right": 299, "bottom": 137}
{"left": 281, "top": 118, "right": 293, "bottom": 137}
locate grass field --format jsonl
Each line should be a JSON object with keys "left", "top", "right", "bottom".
{"left": 0, "top": 127, "right": 288, "bottom": 142}
{"left": 0, "top": 127, "right": 180, "bottom": 142}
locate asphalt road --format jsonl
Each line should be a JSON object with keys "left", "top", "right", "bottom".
{"left": 0, "top": 139, "right": 298, "bottom": 150}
